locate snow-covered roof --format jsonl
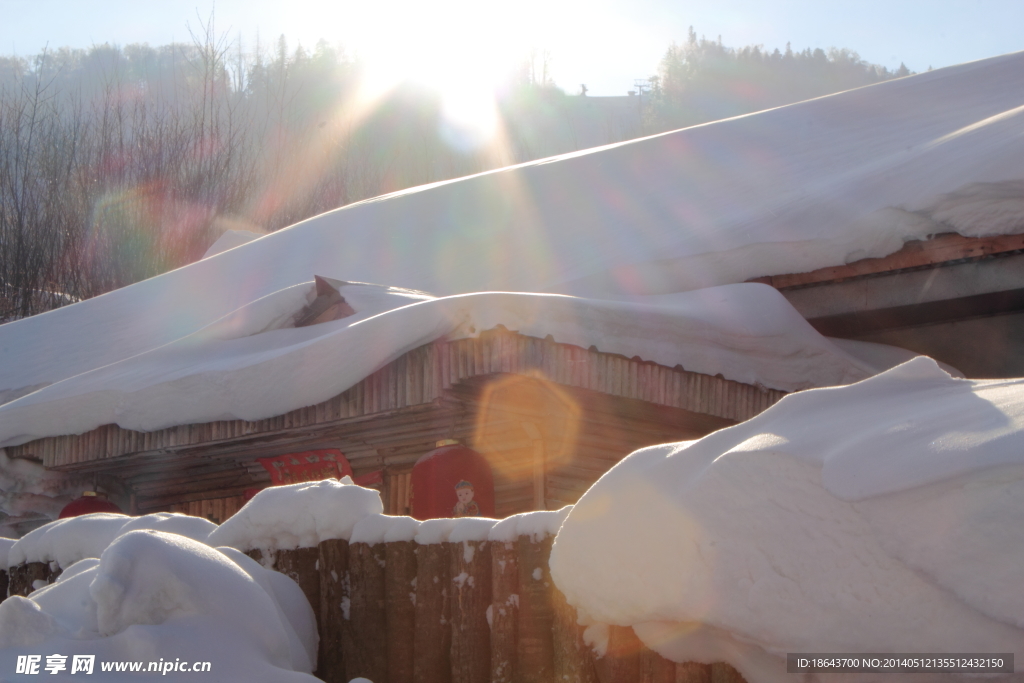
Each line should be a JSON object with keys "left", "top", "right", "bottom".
{"left": 0, "top": 283, "right": 927, "bottom": 448}
{"left": 1, "top": 52, "right": 1021, "bottom": 447}
{"left": 550, "top": 358, "right": 1024, "bottom": 682}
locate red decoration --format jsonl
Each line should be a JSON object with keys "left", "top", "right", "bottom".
{"left": 59, "top": 492, "right": 123, "bottom": 519}
{"left": 411, "top": 440, "right": 494, "bottom": 520}
{"left": 354, "top": 470, "right": 383, "bottom": 487}
{"left": 258, "top": 449, "right": 353, "bottom": 485}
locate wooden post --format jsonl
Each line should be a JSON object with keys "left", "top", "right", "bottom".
{"left": 414, "top": 542, "right": 452, "bottom": 683}
{"left": 640, "top": 644, "right": 675, "bottom": 683}
{"left": 244, "top": 547, "right": 323, "bottom": 674}
{"left": 450, "top": 539, "right": 491, "bottom": 683}
{"left": 710, "top": 663, "right": 746, "bottom": 683}
{"left": 517, "top": 534, "right": 555, "bottom": 683}
{"left": 273, "top": 548, "right": 322, "bottom": 629}
{"left": 7, "top": 562, "right": 52, "bottom": 597}
{"left": 674, "top": 663, "right": 711, "bottom": 683}
{"left": 385, "top": 539, "right": 418, "bottom": 683}
{"left": 490, "top": 540, "right": 518, "bottom": 683}
{"left": 521, "top": 422, "right": 546, "bottom": 511}
{"left": 318, "top": 538, "right": 349, "bottom": 683}
{"left": 552, "top": 587, "right": 599, "bottom": 683}
{"left": 594, "top": 625, "right": 641, "bottom": 683}
{"left": 346, "top": 541, "right": 388, "bottom": 683}
{"left": 0, "top": 568, "right": 7, "bottom": 601}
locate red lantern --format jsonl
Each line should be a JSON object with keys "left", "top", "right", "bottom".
{"left": 58, "top": 491, "right": 123, "bottom": 519}
{"left": 411, "top": 440, "right": 495, "bottom": 520}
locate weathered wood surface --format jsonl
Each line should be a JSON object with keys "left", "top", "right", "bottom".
{"left": 517, "top": 535, "right": 555, "bottom": 683}
{"left": 594, "top": 625, "right": 641, "bottom": 683}
{"left": 552, "top": 588, "right": 599, "bottom": 683}
{"left": 318, "top": 538, "right": 349, "bottom": 683}
{"left": 710, "top": 663, "right": 746, "bottom": 683}
{"left": 414, "top": 542, "right": 452, "bottom": 683}
{"left": 272, "top": 547, "right": 322, "bottom": 630}
{"left": 490, "top": 541, "right": 519, "bottom": 683}
{"left": 346, "top": 542, "right": 388, "bottom": 683}
{"left": 385, "top": 540, "right": 418, "bottom": 683}
{"left": 7, "top": 562, "right": 54, "bottom": 597}
{"left": 674, "top": 662, "right": 712, "bottom": 683}
{"left": 750, "top": 231, "right": 1024, "bottom": 289}
{"left": 21, "top": 331, "right": 783, "bottom": 481}
{"left": 450, "top": 539, "right": 491, "bottom": 683}
{"left": 640, "top": 644, "right": 675, "bottom": 683}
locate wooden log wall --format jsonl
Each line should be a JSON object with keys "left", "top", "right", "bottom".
{"left": 386, "top": 540, "right": 418, "bottom": 683}
{"left": 413, "top": 541, "right": 453, "bottom": 683}
{"left": 450, "top": 538, "right": 492, "bottom": 683}
{"left": 14, "top": 331, "right": 783, "bottom": 507}
{"left": 490, "top": 540, "right": 518, "bottom": 683}
{"left": 345, "top": 541, "right": 388, "bottom": 682}
{"left": 318, "top": 538, "right": 349, "bottom": 683}
{"left": 304, "top": 525, "right": 750, "bottom": 683}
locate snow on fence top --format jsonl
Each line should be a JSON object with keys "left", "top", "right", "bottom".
{"left": 489, "top": 506, "right": 573, "bottom": 543}
{"left": 208, "top": 478, "right": 382, "bottom": 551}
{"left": 447, "top": 517, "right": 499, "bottom": 544}
{"left": 414, "top": 518, "right": 458, "bottom": 545}
{"left": 382, "top": 516, "right": 422, "bottom": 543}
{"left": 550, "top": 357, "right": 1024, "bottom": 682}
{"left": 8, "top": 512, "right": 216, "bottom": 568}
{"left": 2, "top": 52, "right": 1023, "bottom": 446}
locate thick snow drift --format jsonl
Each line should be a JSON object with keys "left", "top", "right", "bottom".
{"left": 0, "top": 282, "right": 917, "bottom": 448}
{"left": 0, "top": 530, "right": 318, "bottom": 682}
{"left": 8, "top": 512, "right": 216, "bottom": 568}
{"left": 550, "top": 357, "right": 1024, "bottom": 682}
{"left": 208, "top": 477, "right": 383, "bottom": 551}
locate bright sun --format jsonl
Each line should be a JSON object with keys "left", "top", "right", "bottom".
{"left": 341, "top": 0, "right": 536, "bottom": 148}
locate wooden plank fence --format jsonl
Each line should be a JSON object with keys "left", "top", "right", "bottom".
{"left": 4, "top": 522, "right": 748, "bottom": 683}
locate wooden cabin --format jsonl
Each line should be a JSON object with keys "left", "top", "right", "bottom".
{"left": 5, "top": 328, "right": 784, "bottom": 522}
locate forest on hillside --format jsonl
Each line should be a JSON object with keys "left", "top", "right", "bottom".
{"left": 0, "top": 23, "right": 908, "bottom": 321}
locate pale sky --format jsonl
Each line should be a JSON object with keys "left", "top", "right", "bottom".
{"left": 2, "top": 0, "right": 1023, "bottom": 96}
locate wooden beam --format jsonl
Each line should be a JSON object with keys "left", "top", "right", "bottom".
{"left": 750, "top": 231, "right": 1024, "bottom": 290}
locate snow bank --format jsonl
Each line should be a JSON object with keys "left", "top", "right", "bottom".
{"left": 8, "top": 513, "right": 128, "bottom": 568}
{"left": 550, "top": 357, "right": 1024, "bottom": 683}
{"left": 489, "top": 507, "right": 572, "bottom": 543}
{"left": 0, "top": 530, "right": 318, "bottom": 682}
{"left": 0, "top": 284, "right": 900, "bottom": 448}
{"left": 208, "top": 478, "right": 382, "bottom": 551}
{"left": 2, "top": 52, "right": 1021, "bottom": 446}
{"left": 7, "top": 512, "right": 216, "bottom": 568}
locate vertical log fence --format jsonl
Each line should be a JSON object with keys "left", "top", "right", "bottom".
{"left": 2, "top": 511, "right": 749, "bottom": 683}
